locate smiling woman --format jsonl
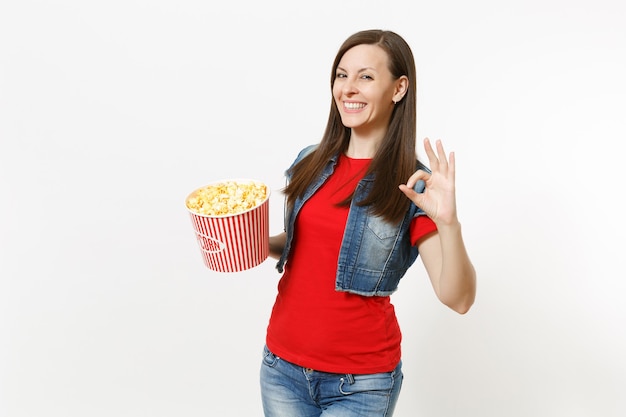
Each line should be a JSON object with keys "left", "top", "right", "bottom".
{"left": 333, "top": 44, "right": 408, "bottom": 155}
{"left": 259, "top": 29, "right": 476, "bottom": 417}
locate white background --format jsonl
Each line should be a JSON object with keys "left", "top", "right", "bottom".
{"left": 1, "top": 0, "right": 625, "bottom": 416}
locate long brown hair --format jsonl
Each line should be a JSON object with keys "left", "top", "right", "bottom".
{"left": 284, "top": 29, "right": 418, "bottom": 224}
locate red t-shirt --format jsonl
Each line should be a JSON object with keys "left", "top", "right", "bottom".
{"left": 266, "top": 154, "right": 437, "bottom": 374}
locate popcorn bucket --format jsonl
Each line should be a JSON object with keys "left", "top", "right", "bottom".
{"left": 185, "top": 179, "right": 270, "bottom": 273}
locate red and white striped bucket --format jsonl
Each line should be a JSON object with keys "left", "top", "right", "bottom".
{"left": 186, "top": 180, "right": 270, "bottom": 273}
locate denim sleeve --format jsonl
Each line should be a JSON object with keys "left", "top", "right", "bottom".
{"left": 282, "top": 144, "right": 319, "bottom": 230}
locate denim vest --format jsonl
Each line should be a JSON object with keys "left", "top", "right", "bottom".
{"left": 276, "top": 145, "right": 429, "bottom": 297}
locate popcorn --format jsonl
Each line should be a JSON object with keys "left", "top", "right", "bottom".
{"left": 186, "top": 180, "right": 267, "bottom": 216}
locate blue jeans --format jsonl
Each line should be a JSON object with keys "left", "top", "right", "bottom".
{"left": 260, "top": 345, "right": 403, "bottom": 417}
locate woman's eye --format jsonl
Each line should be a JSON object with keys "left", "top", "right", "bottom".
{"left": 361, "top": 74, "right": 373, "bottom": 80}
{"left": 336, "top": 73, "right": 347, "bottom": 79}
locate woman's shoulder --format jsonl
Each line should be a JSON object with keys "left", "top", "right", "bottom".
{"left": 295, "top": 144, "right": 318, "bottom": 161}
{"left": 285, "top": 144, "right": 320, "bottom": 178}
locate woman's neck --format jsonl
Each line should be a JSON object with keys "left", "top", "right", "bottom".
{"left": 345, "top": 132, "right": 383, "bottom": 159}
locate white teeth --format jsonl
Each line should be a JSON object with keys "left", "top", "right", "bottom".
{"left": 345, "top": 102, "right": 365, "bottom": 109}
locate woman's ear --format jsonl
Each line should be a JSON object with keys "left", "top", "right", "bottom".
{"left": 393, "top": 76, "right": 409, "bottom": 103}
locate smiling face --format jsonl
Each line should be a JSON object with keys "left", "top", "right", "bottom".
{"left": 332, "top": 44, "right": 407, "bottom": 141}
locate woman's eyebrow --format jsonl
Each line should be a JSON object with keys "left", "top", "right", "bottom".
{"left": 336, "top": 66, "right": 377, "bottom": 73}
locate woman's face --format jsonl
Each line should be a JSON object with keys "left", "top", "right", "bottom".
{"left": 332, "top": 44, "right": 405, "bottom": 138}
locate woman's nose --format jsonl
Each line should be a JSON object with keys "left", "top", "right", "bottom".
{"left": 342, "top": 77, "right": 358, "bottom": 95}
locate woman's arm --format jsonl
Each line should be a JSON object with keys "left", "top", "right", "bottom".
{"left": 268, "top": 232, "right": 287, "bottom": 260}
{"left": 399, "top": 138, "right": 476, "bottom": 314}
{"left": 416, "top": 223, "right": 476, "bottom": 314}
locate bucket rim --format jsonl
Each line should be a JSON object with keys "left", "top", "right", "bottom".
{"left": 185, "top": 178, "right": 271, "bottom": 219}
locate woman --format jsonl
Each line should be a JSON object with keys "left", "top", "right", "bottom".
{"left": 260, "top": 29, "right": 476, "bottom": 417}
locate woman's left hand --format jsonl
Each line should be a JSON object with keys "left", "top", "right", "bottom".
{"left": 399, "top": 138, "right": 458, "bottom": 226}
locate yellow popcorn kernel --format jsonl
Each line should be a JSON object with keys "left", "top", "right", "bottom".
{"left": 186, "top": 180, "right": 267, "bottom": 216}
